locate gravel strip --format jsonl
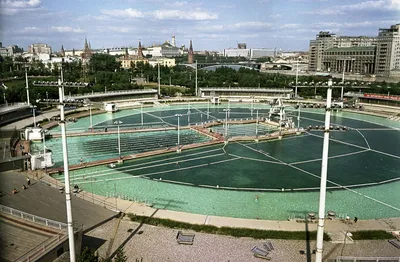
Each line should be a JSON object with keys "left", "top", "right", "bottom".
{"left": 85, "top": 218, "right": 400, "bottom": 262}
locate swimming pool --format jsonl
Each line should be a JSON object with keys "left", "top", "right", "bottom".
{"left": 49, "top": 103, "right": 400, "bottom": 220}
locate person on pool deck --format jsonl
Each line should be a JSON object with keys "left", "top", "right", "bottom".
{"left": 27, "top": 178, "right": 31, "bottom": 186}
{"left": 12, "top": 188, "right": 19, "bottom": 194}
{"left": 21, "top": 185, "right": 27, "bottom": 190}
{"left": 354, "top": 217, "right": 358, "bottom": 223}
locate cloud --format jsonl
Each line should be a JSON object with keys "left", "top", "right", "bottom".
{"left": 51, "top": 26, "right": 85, "bottom": 33}
{"left": 151, "top": 9, "right": 218, "bottom": 20}
{"left": 1, "top": 0, "right": 42, "bottom": 14}
{"left": 303, "top": 0, "right": 400, "bottom": 16}
{"left": 101, "top": 8, "right": 144, "bottom": 19}
{"left": 301, "top": 9, "right": 346, "bottom": 15}
{"left": 1, "top": 0, "right": 41, "bottom": 8}
{"left": 165, "top": 1, "right": 188, "bottom": 7}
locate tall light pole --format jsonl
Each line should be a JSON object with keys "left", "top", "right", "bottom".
{"left": 175, "top": 114, "right": 182, "bottom": 153}
{"left": 88, "top": 104, "right": 93, "bottom": 131}
{"left": 207, "top": 100, "right": 211, "bottom": 120}
{"left": 195, "top": 60, "right": 198, "bottom": 96}
{"left": 251, "top": 97, "right": 254, "bottom": 117}
{"left": 255, "top": 108, "right": 259, "bottom": 138}
{"left": 114, "top": 120, "right": 123, "bottom": 159}
{"left": 25, "top": 66, "right": 30, "bottom": 105}
{"left": 187, "top": 102, "right": 191, "bottom": 125}
{"left": 295, "top": 61, "right": 299, "bottom": 98}
{"left": 157, "top": 63, "right": 161, "bottom": 97}
{"left": 223, "top": 109, "right": 230, "bottom": 143}
{"left": 58, "top": 77, "right": 76, "bottom": 262}
{"left": 341, "top": 59, "right": 345, "bottom": 101}
{"left": 42, "top": 129, "right": 47, "bottom": 170}
{"left": 141, "top": 103, "right": 144, "bottom": 126}
{"left": 315, "top": 79, "right": 333, "bottom": 262}
{"left": 31, "top": 105, "right": 37, "bottom": 127}
{"left": 297, "top": 104, "right": 301, "bottom": 135}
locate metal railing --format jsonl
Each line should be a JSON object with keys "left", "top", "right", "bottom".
{"left": 16, "top": 232, "right": 68, "bottom": 262}
{"left": 335, "top": 256, "right": 400, "bottom": 262}
{"left": 15, "top": 226, "right": 83, "bottom": 262}
{"left": 0, "top": 204, "right": 67, "bottom": 230}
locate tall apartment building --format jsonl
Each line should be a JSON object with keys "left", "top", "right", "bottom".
{"left": 375, "top": 24, "right": 400, "bottom": 77}
{"left": 308, "top": 32, "right": 376, "bottom": 72}
{"left": 28, "top": 43, "right": 52, "bottom": 54}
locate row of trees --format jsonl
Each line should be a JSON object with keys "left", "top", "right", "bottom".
{"left": 1, "top": 53, "right": 400, "bottom": 105}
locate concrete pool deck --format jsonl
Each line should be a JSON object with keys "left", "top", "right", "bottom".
{"left": 38, "top": 172, "right": 400, "bottom": 234}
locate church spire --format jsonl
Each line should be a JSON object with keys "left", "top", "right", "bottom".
{"left": 188, "top": 39, "right": 194, "bottom": 64}
{"left": 137, "top": 40, "right": 144, "bottom": 59}
{"left": 60, "top": 45, "right": 65, "bottom": 57}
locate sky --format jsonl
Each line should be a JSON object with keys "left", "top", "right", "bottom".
{"left": 0, "top": 0, "right": 399, "bottom": 52}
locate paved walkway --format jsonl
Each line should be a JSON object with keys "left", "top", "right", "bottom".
{"left": 0, "top": 171, "right": 118, "bottom": 232}
{"left": 39, "top": 173, "right": 400, "bottom": 234}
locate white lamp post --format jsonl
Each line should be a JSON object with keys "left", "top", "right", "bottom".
{"left": 157, "top": 63, "right": 161, "bottom": 97}
{"left": 223, "top": 109, "right": 230, "bottom": 143}
{"left": 255, "top": 108, "right": 259, "bottom": 138}
{"left": 42, "top": 129, "right": 47, "bottom": 170}
{"left": 175, "top": 114, "right": 182, "bottom": 153}
{"left": 187, "top": 102, "right": 191, "bottom": 124}
{"left": 88, "top": 104, "right": 93, "bottom": 131}
{"left": 315, "top": 79, "right": 333, "bottom": 262}
{"left": 141, "top": 103, "right": 144, "bottom": 126}
{"left": 207, "top": 100, "right": 210, "bottom": 120}
{"left": 58, "top": 77, "right": 76, "bottom": 262}
{"left": 195, "top": 60, "right": 198, "bottom": 96}
{"left": 114, "top": 120, "right": 123, "bottom": 159}
{"left": 25, "top": 66, "right": 30, "bottom": 105}
{"left": 31, "top": 105, "right": 37, "bottom": 127}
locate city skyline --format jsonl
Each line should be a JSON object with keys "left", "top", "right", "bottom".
{"left": 0, "top": 0, "right": 399, "bottom": 52}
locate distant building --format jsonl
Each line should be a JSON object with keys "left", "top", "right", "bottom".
{"left": 238, "top": 43, "right": 247, "bottom": 49}
{"left": 308, "top": 32, "right": 376, "bottom": 72}
{"left": 149, "top": 57, "right": 176, "bottom": 67}
{"left": 322, "top": 46, "right": 376, "bottom": 74}
{"left": 117, "top": 41, "right": 148, "bottom": 69}
{"left": 28, "top": 43, "right": 52, "bottom": 55}
{"left": 0, "top": 44, "right": 23, "bottom": 57}
{"left": 188, "top": 40, "right": 194, "bottom": 64}
{"left": 250, "top": 48, "right": 276, "bottom": 59}
{"left": 143, "top": 41, "right": 182, "bottom": 58}
{"left": 375, "top": 24, "right": 400, "bottom": 77}
{"left": 223, "top": 48, "right": 250, "bottom": 58}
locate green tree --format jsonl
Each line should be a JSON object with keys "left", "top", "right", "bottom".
{"left": 78, "top": 247, "right": 98, "bottom": 262}
{"left": 114, "top": 246, "right": 127, "bottom": 262}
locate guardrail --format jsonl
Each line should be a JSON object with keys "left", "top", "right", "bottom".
{"left": 0, "top": 204, "right": 67, "bottom": 230}
{"left": 16, "top": 232, "right": 68, "bottom": 262}
{"left": 335, "top": 256, "right": 400, "bottom": 262}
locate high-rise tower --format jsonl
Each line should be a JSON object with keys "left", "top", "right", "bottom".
{"left": 188, "top": 40, "right": 194, "bottom": 64}
{"left": 375, "top": 24, "right": 400, "bottom": 77}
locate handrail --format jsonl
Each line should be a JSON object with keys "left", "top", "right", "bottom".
{"left": 335, "top": 256, "right": 400, "bottom": 262}
{"left": 0, "top": 204, "right": 67, "bottom": 230}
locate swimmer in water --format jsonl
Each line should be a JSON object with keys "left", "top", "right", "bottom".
{"left": 255, "top": 195, "right": 259, "bottom": 202}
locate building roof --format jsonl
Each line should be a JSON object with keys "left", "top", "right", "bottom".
{"left": 325, "top": 46, "right": 376, "bottom": 52}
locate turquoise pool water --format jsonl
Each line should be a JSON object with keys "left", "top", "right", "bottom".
{"left": 49, "top": 103, "right": 400, "bottom": 220}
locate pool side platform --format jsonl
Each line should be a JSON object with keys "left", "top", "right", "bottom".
{"left": 37, "top": 172, "right": 400, "bottom": 234}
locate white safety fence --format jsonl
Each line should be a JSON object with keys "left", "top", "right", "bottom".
{"left": 335, "top": 256, "right": 400, "bottom": 262}
{"left": 0, "top": 204, "right": 67, "bottom": 230}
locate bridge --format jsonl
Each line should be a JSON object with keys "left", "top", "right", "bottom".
{"left": 178, "top": 62, "right": 262, "bottom": 71}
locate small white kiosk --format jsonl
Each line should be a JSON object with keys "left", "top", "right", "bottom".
{"left": 104, "top": 103, "right": 118, "bottom": 113}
